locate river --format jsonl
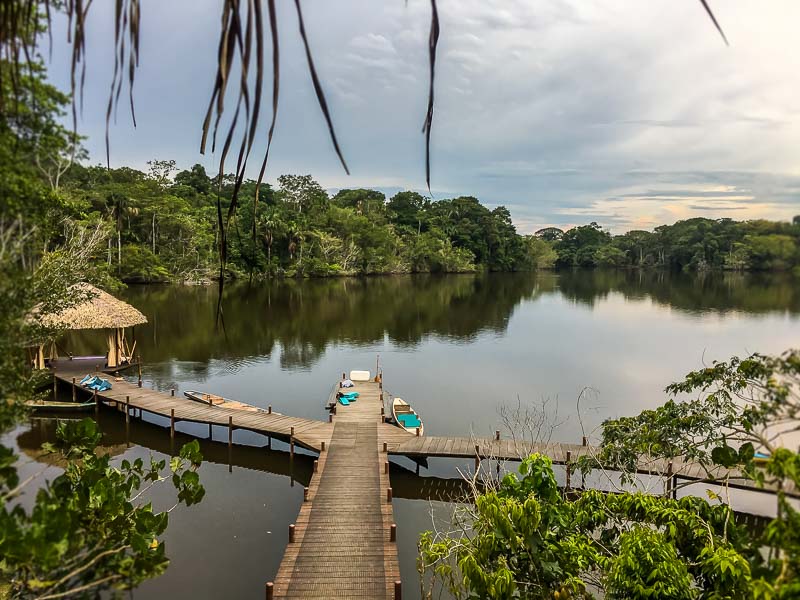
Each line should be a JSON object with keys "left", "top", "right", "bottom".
{"left": 6, "top": 270, "right": 800, "bottom": 598}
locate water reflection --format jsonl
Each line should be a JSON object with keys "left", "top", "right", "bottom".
{"left": 61, "top": 271, "right": 800, "bottom": 374}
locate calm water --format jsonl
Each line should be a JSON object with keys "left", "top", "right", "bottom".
{"left": 8, "top": 271, "right": 800, "bottom": 599}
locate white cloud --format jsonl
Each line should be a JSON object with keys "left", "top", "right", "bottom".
{"left": 46, "top": 0, "right": 800, "bottom": 231}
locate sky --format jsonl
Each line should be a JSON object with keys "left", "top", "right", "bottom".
{"left": 47, "top": 0, "right": 800, "bottom": 233}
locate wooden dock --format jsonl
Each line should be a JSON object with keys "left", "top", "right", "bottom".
{"left": 48, "top": 363, "right": 798, "bottom": 600}
{"left": 271, "top": 381, "right": 399, "bottom": 599}
{"left": 51, "top": 366, "right": 334, "bottom": 452}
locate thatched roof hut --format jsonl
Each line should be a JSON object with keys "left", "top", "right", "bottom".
{"left": 32, "top": 283, "right": 147, "bottom": 369}
{"left": 37, "top": 283, "right": 147, "bottom": 330}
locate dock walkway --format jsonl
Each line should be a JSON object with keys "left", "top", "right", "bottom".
{"left": 49, "top": 362, "right": 797, "bottom": 600}
{"left": 51, "top": 365, "right": 334, "bottom": 451}
{"left": 272, "top": 381, "right": 399, "bottom": 599}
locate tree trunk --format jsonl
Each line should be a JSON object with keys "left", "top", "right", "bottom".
{"left": 117, "top": 229, "right": 122, "bottom": 274}
{"left": 152, "top": 212, "right": 156, "bottom": 254}
{"left": 108, "top": 237, "right": 112, "bottom": 266}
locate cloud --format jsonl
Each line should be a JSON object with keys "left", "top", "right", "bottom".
{"left": 44, "top": 0, "right": 800, "bottom": 233}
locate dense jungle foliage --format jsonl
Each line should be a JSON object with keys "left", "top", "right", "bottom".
{"left": 538, "top": 219, "right": 800, "bottom": 272}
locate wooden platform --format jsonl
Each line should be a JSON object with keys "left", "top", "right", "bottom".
{"left": 385, "top": 435, "right": 800, "bottom": 498}
{"left": 272, "top": 381, "right": 399, "bottom": 599}
{"left": 51, "top": 366, "right": 334, "bottom": 452}
{"left": 47, "top": 363, "right": 798, "bottom": 600}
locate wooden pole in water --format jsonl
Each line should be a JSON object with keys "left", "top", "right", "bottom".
{"left": 475, "top": 444, "right": 480, "bottom": 471}
{"left": 94, "top": 389, "right": 99, "bottom": 414}
{"left": 582, "top": 436, "right": 587, "bottom": 447}
{"left": 137, "top": 357, "right": 142, "bottom": 388}
{"left": 390, "top": 523, "right": 396, "bottom": 542}
{"left": 394, "top": 580, "right": 402, "bottom": 600}
{"left": 288, "top": 524, "right": 295, "bottom": 543}
{"left": 170, "top": 409, "right": 175, "bottom": 438}
{"left": 495, "top": 430, "right": 500, "bottom": 441}
{"left": 565, "top": 451, "right": 572, "bottom": 490}
{"left": 52, "top": 373, "right": 57, "bottom": 399}
{"left": 228, "top": 416, "right": 233, "bottom": 448}
{"left": 72, "top": 378, "right": 76, "bottom": 402}
{"left": 265, "top": 582, "right": 274, "bottom": 600}
{"left": 268, "top": 405, "right": 272, "bottom": 414}
{"left": 125, "top": 396, "right": 130, "bottom": 424}
{"left": 171, "top": 388, "right": 175, "bottom": 397}
{"left": 290, "top": 426, "right": 295, "bottom": 457}
{"left": 667, "top": 461, "right": 674, "bottom": 498}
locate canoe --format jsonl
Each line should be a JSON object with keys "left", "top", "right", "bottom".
{"left": 183, "top": 390, "right": 278, "bottom": 414}
{"left": 392, "top": 397, "right": 424, "bottom": 436}
{"left": 25, "top": 400, "right": 95, "bottom": 412}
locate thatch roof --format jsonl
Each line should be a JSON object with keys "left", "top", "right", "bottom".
{"left": 35, "top": 283, "right": 147, "bottom": 330}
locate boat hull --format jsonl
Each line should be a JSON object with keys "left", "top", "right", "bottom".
{"left": 392, "top": 397, "right": 424, "bottom": 436}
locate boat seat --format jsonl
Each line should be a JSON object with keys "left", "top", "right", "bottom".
{"left": 398, "top": 413, "right": 421, "bottom": 428}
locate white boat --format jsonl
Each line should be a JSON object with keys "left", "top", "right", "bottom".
{"left": 392, "top": 397, "right": 424, "bottom": 436}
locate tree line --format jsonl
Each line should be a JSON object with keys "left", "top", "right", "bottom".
{"left": 538, "top": 218, "right": 800, "bottom": 272}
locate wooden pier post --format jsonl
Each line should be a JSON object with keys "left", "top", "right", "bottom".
{"left": 416, "top": 427, "right": 420, "bottom": 437}
{"left": 265, "top": 582, "right": 274, "bottom": 600}
{"left": 228, "top": 416, "right": 233, "bottom": 473}
{"left": 383, "top": 442, "right": 388, "bottom": 453}
{"left": 171, "top": 388, "right": 175, "bottom": 397}
{"left": 170, "top": 409, "right": 175, "bottom": 438}
{"left": 390, "top": 523, "right": 396, "bottom": 542}
{"left": 288, "top": 524, "right": 295, "bottom": 543}
{"left": 329, "top": 413, "right": 333, "bottom": 423}
{"left": 268, "top": 405, "right": 272, "bottom": 414}
{"left": 304, "top": 487, "right": 309, "bottom": 502}
{"left": 474, "top": 444, "right": 480, "bottom": 471}
{"left": 495, "top": 430, "right": 500, "bottom": 441}
{"left": 72, "top": 378, "right": 76, "bottom": 402}
{"left": 290, "top": 427, "right": 295, "bottom": 457}
{"left": 94, "top": 389, "right": 99, "bottom": 414}
{"left": 137, "top": 358, "right": 142, "bottom": 388}
{"left": 394, "top": 580, "right": 402, "bottom": 600}
{"left": 125, "top": 396, "right": 130, "bottom": 424}
{"left": 321, "top": 441, "right": 325, "bottom": 452}
{"left": 52, "top": 373, "right": 57, "bottom": 400}
{"left": 582, "top": 436, "right": 587, "bottom": 447}
{"left": 208, "top": 423, "right": 212, "bottom": 439}
{"left": 667, "top": 461, "right": 675, "bottom": 498}
{"left": 384, "top": 461, "right": 389, "bottom": 474}
{"left": 387, "top": 487, "right": 392, "bottom": 503}
{"left": 313, "top": 460, "right": 319, "bottom": 473}
{"left": 565, "top": 451, "right": 572, "bottom": 490}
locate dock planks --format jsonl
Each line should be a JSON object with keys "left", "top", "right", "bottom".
{"left": 272, "top": 381, "right": 399, "bottom": 599}
{"left": 50, "top": 364, "right": 798, "bottom": 599}
{"left": 51, "top": 367, "right": 334, "bottom": 451}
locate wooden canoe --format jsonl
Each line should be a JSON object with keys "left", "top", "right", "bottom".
{"left": 392, "top": 397, "right": 424, "bottom": 436}
{"left": 183, "top": 390, "right": 278, "bottom": 414}
{"left": 25, "top": 400, "right": 95, "bottom": 412}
